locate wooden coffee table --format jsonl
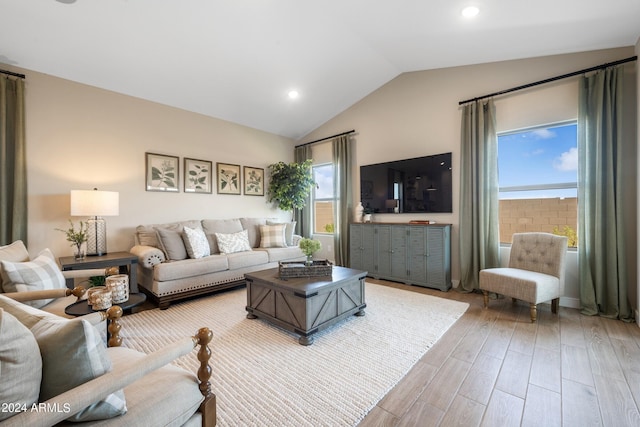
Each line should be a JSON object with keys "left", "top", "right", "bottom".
{"left": 244, "top": 266, "right": 367, "bottom": 345}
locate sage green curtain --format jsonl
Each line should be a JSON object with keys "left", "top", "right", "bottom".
{"left": 0, "top": 75, "right": 27, "bottom": 245}
{"left": 294, "top": 145, "right": 312, "bottom": 238}
{"left": 458, "top": 99, "right": 500, "bottom": 292}
{"left": 578, "top": 66, "right": 633, "bottom": 320}
{"left": 332, "top": 135, "right": 352, "bottom": 266}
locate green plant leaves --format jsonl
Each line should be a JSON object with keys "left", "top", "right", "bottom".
{"left": 267, "top": 159, "right": 315, "bottom": 211}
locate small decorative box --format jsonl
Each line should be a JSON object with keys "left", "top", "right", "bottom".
{"left": 278, "top": 260, "right": 333, "bottom": 278}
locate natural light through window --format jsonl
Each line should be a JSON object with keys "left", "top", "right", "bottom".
{"left": 313, "top": 164, "right": 335, "bottom": 234}
{"left": 498, "top": 122, "right": 578, "bottom": 246}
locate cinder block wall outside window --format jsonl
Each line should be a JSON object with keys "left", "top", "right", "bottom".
{"left": 499, "top": 197, "right": 577, "bottom": 244}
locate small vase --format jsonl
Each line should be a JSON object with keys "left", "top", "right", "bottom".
{"left": 305, "top": 255, "right": 314, "bottom": 266}
{"left": 74, "top": 244, "right": 86, "bottom": 261}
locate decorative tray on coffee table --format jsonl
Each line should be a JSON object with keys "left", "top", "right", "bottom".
{"left": 278, "top": 260, "right": 333, "bottom": 279}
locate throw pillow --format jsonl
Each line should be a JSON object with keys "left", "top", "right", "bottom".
{"left": 0, "top": 240, "right": 30, "bottom": 292}
{"left": 0, "top": 309, "right": 42, "bottom": 421}
{"left": 32, "top": 316, "right": 127, "bottom": 421}
{"left": 215, "top": 230, "right": 252, "bottom": 254}
{"left": 182, "top": 226, "right": 210, "bottom": 259}
{"left": 155, "top": 227, "right": 188, "bottom": 260}
{"left": 0, "top": 249, "right": 66, "bottom": 308}
{"left": 266, "top": 220, "right": 297, "bottom": 246}
{"left": 259, "top": 224, "right": 287, "bottom": 248}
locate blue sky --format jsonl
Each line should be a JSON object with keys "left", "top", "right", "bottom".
{"left": 498, "top": 122, "right": 577, "bottom": 199}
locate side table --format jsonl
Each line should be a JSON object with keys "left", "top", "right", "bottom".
{"left": 65, "top": 293, "right": 147, "bottom": 317}
{"left": 59, "top": 251, "right": 139, "bottom": 293}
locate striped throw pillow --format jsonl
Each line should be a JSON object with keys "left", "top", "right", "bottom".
{"left": 0, "top": 249, "right": 66, "bottom": 308}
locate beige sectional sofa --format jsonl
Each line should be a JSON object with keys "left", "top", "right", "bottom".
{"left": 130, "top": 217, "right": 305, "bottom": 309}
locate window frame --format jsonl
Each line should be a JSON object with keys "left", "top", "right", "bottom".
{"left": 311, "top": 163, "right": 335, "bottom": 235}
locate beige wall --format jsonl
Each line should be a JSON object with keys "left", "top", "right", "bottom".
{"left": 302, "top": 47, "right": 637, "bottom": 307}
{"left": 2, "top": 66, "right": 295, "bottom": 258}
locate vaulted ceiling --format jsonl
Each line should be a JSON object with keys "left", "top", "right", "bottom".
{"left": 1, "top": 1, "right": 639, "bottom": 139}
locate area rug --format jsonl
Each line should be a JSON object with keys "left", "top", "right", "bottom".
{"left": 119, "top": 283, "right": 468, "bottom": 426}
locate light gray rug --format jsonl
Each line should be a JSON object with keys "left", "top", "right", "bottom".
{"left": 120, "top": 283, "right": 468, "bottom": 426}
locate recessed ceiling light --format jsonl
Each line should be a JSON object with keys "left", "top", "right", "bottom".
{"left": 462, "top": 6, "right": 480, "bottom": 18}
{"left": 288, "top": 90, "right": 299, "bottom": 99}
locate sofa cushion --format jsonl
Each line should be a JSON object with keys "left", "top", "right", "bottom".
{"left": 259, "top": 224, "right": 287, "bottom": 248}
{"left": 156, "top": 228, "right": 189, "bottom": 261}
{"left": 0, "top": 240, "right": 30, "bottom": 292}
{"left": 226, "top": 250, "right": 269, "bottom": 270}
{"left": 267, "top": 220, "right": 297, "bottom": 246}
{"left": 182, "top": 226, "right": 210, "bottom": 259}
{"left": 107, "top": 347, "right": 203, "bottom": 427}
{"left": 202, "top": 219, "right": 243, "bottom": 254}
{"left": 154, "top": 255, "right": 229, "bottom": 282}
{"left": 255, "top": 246, "right": 306, "bottom": 263}
{"left": 0, "top": 309, "right": 42, "bottom": 421}
{"left": 32, "top": 316, "right": 128, "bottom": 422}
{"left": 215, "top": 230, "right": 252, "bottom": 254}
{"left": 0, "top": 249, "right": 66, "bottom": 308}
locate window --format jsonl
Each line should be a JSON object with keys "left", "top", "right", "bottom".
{"left": 312, "top": 164, "right": 335, "bottom": 234}
{"left": 498, "top": 122, "right": 577, "bottom": 246}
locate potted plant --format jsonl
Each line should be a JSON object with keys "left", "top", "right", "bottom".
{"left": 267, "top": 159, "right": 316, "bottom": 213}
{"left": 299, "top": 237, "right": 321, "bottom": 266}
{"left": 56, "top": 219, "right": 87, "bottom": 260}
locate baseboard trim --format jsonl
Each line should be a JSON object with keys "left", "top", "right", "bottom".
{"left": 560, "top": 296, "right": 580, "bottom": 309}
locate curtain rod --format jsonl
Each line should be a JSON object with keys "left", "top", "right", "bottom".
{"left": 0, "top": 68, "right": 26, "bottom": 79}
{"left": 296, "top": 129, "right": 355, "bottom": 148}
{"left": 458, "top": 55, "right": 637, "bottom": 105}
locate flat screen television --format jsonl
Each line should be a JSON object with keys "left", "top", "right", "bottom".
{"left": 360, "top": 152, "right": 452, "bottom": 214}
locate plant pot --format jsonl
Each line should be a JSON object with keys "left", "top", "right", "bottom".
{"left": 363, "top": 214, "right": 372, "bottom": 223}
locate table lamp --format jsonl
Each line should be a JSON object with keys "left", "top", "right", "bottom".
{"left": 70, "top": 188, "right": 119, "bottom": 256}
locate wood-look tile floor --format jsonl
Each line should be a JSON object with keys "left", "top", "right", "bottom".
{"left": 359, "top": 279, "right": 640, "bottom": 427}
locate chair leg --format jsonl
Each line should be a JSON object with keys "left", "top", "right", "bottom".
{"left": 551, "top": 298, "right": 559, "bottom": 314}
{"left": 529, "top": 303, "right": 537, "bottom": 322}
{"left": 482, "top": 291, "right": 489, "bottom": 308}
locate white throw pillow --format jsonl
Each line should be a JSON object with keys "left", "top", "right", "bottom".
{"left": 215, "top": 230, "right": 252, "bottom": 254}
{"left": 259, "top": 224, "right": 287, "bottom": 248}
{"left": 182, "top": 226, "right": 210, "bottom": 259}
{"left": 0, "top": 249, "right": 66, "bottom": 308}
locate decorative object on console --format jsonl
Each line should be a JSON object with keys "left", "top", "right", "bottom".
{"left": 217, "top": 162, "right": 241, "bottom": 194}
{"left": 105, "top": 274, "right": 129, "bottom": 304}
{"left": 90, "top": 288, "right": 113, "bottom": 310}
{"left": 299, "top": 237, "right": 321, "bottom": 266}
{"left": 184, "top": 157, "right": 212, "bottom": 194}
{"left": 244, "top": 166, "right": 264, "bottom": 196}
{"left": 354, "top": 202, "right": 364, "bottom": 223}
{"left": 267, "top": 159, "right": 315, "bottom": 212}
{"left": 145, "top": 152, "right": 179, "bottom": 192}
{"left": 55, "top": 219, "right": 87, "bottom": 260}
{"left": 363, "top": 204, "right": 374, "bottom": 223}
{"left": 70, "top": 188, "right": 119, "bottom": 256}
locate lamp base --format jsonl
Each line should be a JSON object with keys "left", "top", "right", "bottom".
{"left": 86, "top": 217, "right": 107, "bottom": 256}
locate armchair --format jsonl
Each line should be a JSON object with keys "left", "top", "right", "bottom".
{"left": 0, "top": 294, "right": 216, "bottom": 426}
{"left": 479, "top": 232, "right": 568, "bottom": 322}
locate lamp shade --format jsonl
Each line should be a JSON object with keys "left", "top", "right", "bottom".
{"left": 70, "top": 190, "right": 119, "bottom": 217}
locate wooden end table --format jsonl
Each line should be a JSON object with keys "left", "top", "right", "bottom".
{"left": 64, "top": 292, "right": 147, "bottom": 317}
{"left": 59, "top": 251, "right": 139, "bottom": 293}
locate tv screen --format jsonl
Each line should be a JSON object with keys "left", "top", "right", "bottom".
{"left": 360, "top": 152, "right": 452, "bottom": 214}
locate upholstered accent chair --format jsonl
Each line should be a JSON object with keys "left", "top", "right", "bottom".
{"left": 479, "top": 232, "right": 568, "bottom": 322}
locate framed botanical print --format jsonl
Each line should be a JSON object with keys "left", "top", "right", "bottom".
{"left": 216, "top": 162, "right": 241, "bottom": 194}
{"left": 146, "top": 152, "right": 179, "bottom": 192}
{"left": 184, "top": 158, "right": 212, "bottom": 193}
{"left": 243, "top": 166, "right": 264, "bottom": 196}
